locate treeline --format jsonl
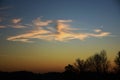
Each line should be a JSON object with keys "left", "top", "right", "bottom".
{"left": 64, "top": 50, "right": 120, "bottom": 80}
{"left": 0, "top": 50, "right": 120, "bottom": 80}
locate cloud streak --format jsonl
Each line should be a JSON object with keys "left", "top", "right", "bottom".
{"left": 7, "top": 18, "right": 111, "bottom": 42}
{"left": 32, "top": 18, "right": 52, "bottom": 29}
{"left": 9, "top": 18, "right": 27, "bottom": 28}
{"left": 7, "top": 29, "right": 51, "bottom": 42}
{"left": 12, "top": 18, "right": 22, "bottom": 24}
{"left": 0, "top": 25, "right": 6, "bottom": 28}
{"left": 11, "top": 24, "right": 26, "bottom": 28}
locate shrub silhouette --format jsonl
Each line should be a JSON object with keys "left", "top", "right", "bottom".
{"left": 65, "top": 64, "right": 76, "bottom": 73}
{"left": 114, "top": 51, "right": 120, "bottom": 73}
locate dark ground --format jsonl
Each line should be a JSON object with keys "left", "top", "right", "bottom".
{"left": 0, "top": 71, "right": 120, "bottom": 80}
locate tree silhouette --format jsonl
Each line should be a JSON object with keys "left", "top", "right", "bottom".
{"left": 86, "top": 50, "right": 110, "bottom": 73}
{"left": 74, "top": 58, "right": 86, "bottom": 73}
{"left": 100, "top": 50, "right": 110, "bottom": 73}
{"left": 64, "top": 50, "right": 110, "bottom": 74}
{"left": 114, "top": 51, "right": 120, "bottom": 73}
{"left": 64, "top": 64, "right": 77, "bottom": 80}
{"left": 65, "top": 64, "right": 76, "bottom": 73}
{"left": 64, "top": 50, "right": 112, "bottom": 80}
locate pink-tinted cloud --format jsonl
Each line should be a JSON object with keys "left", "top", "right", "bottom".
{"left": 0, "top": 25, "right": 6, "bottom": 28}
{"left": 32, "top": 18, "right": 52, "bottom": 28}
{"left": 7, "top": 29, "right": 51, "bottom": 42}
{"left": 90, "top": 32, "right": 110, "bottom": 37}
{"left": 12, "top": 18, "right": 22, "bottom": 24}
{"left": 7, "top": 18, "right": 111, "bottom": 42}
{"left": 11, "top": 24, "right": 26, "bottom": 28}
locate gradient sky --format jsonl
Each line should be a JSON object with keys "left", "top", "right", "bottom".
{"left": 0, "top": 0, "right": 120, "bottom": 73}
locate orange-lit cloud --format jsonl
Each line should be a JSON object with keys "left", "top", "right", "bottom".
{"left": 7, "top": 29, "right": 52, "bottom": 42}
{"left": 7, "top": 18, "right": 111, "bottom": 42}
{"left": 57, "top": 20, "right": 72, "bottom": 23}
{"left": 94, "top": 29, "right": 102, "bottom": 33}
{"left": 32, "top": 18, "right": 52, "bottom": 29}
{"left": 12, "top": 18, "right": 22, "bottom": 24}
{"left": 90, "top": 32, "right": 110, "bottom": 37}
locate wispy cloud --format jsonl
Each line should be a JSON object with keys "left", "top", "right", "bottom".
{"left": 7, "top": 29, "right": 51, "bottom": 42}
{"left": 0, "top": 25, "right": 6, "bottom": 28}
{"left": 7, "top": 18, "right": 111, "bottom": 42}
{"left": 94, "top": 29, "right": 102, "bottom": 33}
{"left": 32, "top": 18, "right": 52, "bottom": 29}
{"left": 11, "top": 24, "right": 26, "bottom": 28}
{"left": 53, "top": 21, "right": 110, "bottom": 41}
{"left": 12, "top": 18, "right": 22, "bottom": 24}
{"left": 9, "top": 18, "right": 27, "bottom": 28}
{"left": 57, "top": 20, "right": 72, "bottom": 23}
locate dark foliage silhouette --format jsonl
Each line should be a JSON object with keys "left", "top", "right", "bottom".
{"left": 64, "top": 50, "right": 120, "bottom": 80}
{"left": 74, "top": 58, "right": 87, "bottom": 73}
{"left": 114, "top": 51, "right": 120, "bottom": 73}
{"left": 65, "top": 64, "right": 77, "bottom": 73}
{"left": 86, "top": 50, "right": 110, "bottom": 73}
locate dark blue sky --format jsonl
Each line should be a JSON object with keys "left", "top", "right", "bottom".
{"left": 1, "top": 0, "right": 120, "bottom": 32}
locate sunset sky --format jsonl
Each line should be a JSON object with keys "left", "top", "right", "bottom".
{"left": 0, "top": 0, "right": 120, "bottom": 73}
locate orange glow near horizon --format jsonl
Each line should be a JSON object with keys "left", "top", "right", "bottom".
{"left": 0, "top": 48, "right": 118, "bottom": 73}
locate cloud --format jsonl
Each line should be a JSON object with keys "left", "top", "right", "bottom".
{"left": 9, "top": 18, "right": 27, "bottom": 28}
{"left": 57, "top": 20, "right": 72, "bottom": 23}
{"left": 53, "top": 22, "right": 110, "bottom": 41}
{"left": 56, "top": 20, "right": 72, "bottom": 33}
{"left": 0, "top": 25, "right": 6, "bottom": 28}
{"left": 7, "top": 29, "right": 51, "bottom": 42}
{"left": 11, "top": 24, "right": 26, "bottom": 28}
{"left": 54, "top": 20, "right": 79, "bottom": 41}
{"left": 7, "top": 18, "right": 111, "bottom": 42}
{"left": 94, "top": 29, "right": 102, "bottom": 33}
{"left": 90, "top": 32, "right": 110, "bottom": 37}
{"left": 12, "top": 18, "right": 22, "bottom": 24}
{"left": 32, "top": 18, "right": 52, "bottom": 28}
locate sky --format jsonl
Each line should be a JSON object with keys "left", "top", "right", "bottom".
{"left": 0, "top": 0, "right": 120, "bottom": 73}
